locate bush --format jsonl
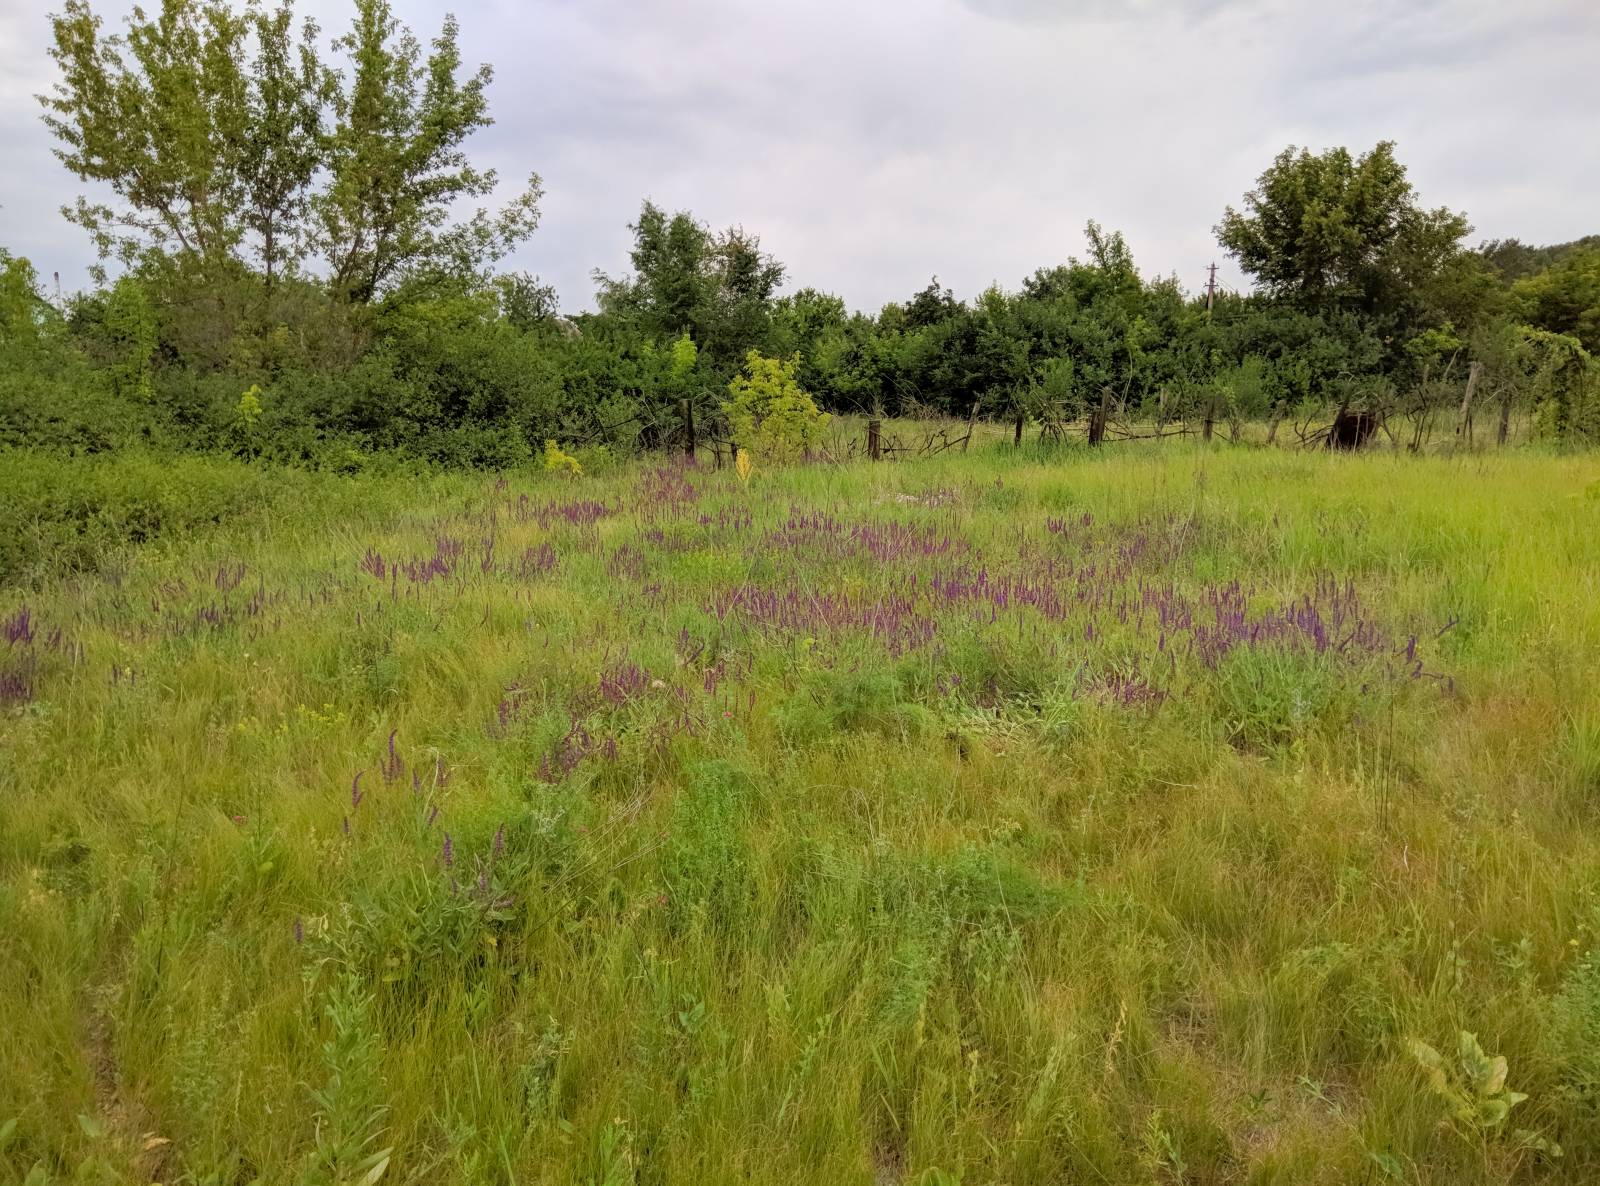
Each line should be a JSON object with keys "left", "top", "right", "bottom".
{"left": 0, "top": 451, "right": 312, "bottom": 585}
{"left": 724, "top": 351, "right": 828, "bottom": 463}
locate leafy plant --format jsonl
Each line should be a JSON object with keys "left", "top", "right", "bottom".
{"left": 304, "top": 977, "right": 392, "bottom": 1186}
{"left": 724, "top": 351, "right": 827, "bottom": 464}
{"left": 1409, "top": 1031, "right": 1525, "bottom": 1130}
{"left": 544, "top": 439, "right": 583, "bottom": 476}
{"left": 1409, "top": 1031, "right": 1559, "bottom": 1158}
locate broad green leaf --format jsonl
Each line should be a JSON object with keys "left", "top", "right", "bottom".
{"left": 1483, "top": 1054, "right": 1509, "bottom": 1096}
{"left": 353, "top": 1148, "right": 393, "bottom": 1186}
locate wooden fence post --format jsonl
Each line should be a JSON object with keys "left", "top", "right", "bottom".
{"left": 867, "top": 418, "right": 882, "bottom": 461}
{"left": 681, "top": 399, "right": 696, "bottom": 458}
{"left": 1088, "top": 386, "right": 1110, "bottom": 446}
{"left": 1456, "top": 361, "right": 1482, "bottom": 446}
{"left": 1266, "top": 401, "right": 1285, "bottom": 445}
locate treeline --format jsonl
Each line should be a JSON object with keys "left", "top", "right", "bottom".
{"left": 2, "top": 0, "right": 1597, "bottom": 466}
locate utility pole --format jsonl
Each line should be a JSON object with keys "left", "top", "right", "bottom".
{"left": 1204, "top": 262, "right": 1218, "bottom": 320}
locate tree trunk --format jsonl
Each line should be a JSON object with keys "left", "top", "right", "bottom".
{"left": 1456, "top": 361, "right": 1482, "bottom": 446}
{"left": 681, "top": 399, "right": 696, "bottom": 459}
{"left": 1202, "top": 394, "right": 1216, "bottom": 442}
{"left": 1014, "top": 413, "right": 1024, "bottom": 448}
{"left": 1498, "top": 390, "right": 1513, "bottom": 446}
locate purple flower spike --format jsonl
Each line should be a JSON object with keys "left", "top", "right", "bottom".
{"left": 442, "top": 833, "right": 454, "bottom": 868}
{"left": 3, "top": 606, "right": 34, "bottom": 645}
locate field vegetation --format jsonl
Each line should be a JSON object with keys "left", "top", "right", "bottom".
{"left": 4, "top": 442, "right": 1600, "bottom": 1184}
{"left": 5, "top": 1, "right": 1600, "bottom": 1182}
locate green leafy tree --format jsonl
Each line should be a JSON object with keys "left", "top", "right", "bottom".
{"left": 42, "top": 0, "right": 254, "bottom": 274}
{"left": 770, "top": 287, "right": 847, "bottom": 397}
{"left": 594, "top": 202, "right": 785, "bottom": 372}
{"left": 1513, "top": 245, "right": 1600, "bottom": 353}
{"left": 493, "top": 271, "right": 560, "bottom": 333}
{"left": 239, "top": 2, "right": 327, "bottom": 285}
{"left": 1217, "top": 142, "right": 1470, "bottom": 330}
{"left": 0, "top": 252, "right": 57, "bottom": 357}
{"left": 41, "top": 0, "right": 539, "bottom": 300}
{"left": 725, "top": 351, "right": 827, "bottom": 463}
{"left": 596, "top": 202, "right": 709, "bottom": 338}
{"left": 1480, "top": 234, "right": 1600, "bottom": 283}
{"left": 318, "top": 0, "right": 541, "bottom": 302}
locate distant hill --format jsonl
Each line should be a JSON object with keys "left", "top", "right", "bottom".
{"left": 1478, "top": 235, "right": 1600, "bottom": 283}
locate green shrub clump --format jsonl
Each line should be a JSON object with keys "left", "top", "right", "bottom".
{"left": 724, "top": 351, "right": 828, "bottom": 464}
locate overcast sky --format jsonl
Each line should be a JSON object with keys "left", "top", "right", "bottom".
{"left": 2, "top": 0, "right": 1596, "bottom": 312}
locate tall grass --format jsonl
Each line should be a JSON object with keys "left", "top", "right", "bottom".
{"left": 2, "top": 441, "right": 1598, "bottom": 1184}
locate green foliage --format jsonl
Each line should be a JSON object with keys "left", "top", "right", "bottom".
{"left": 724, "top": 351, "right": 828, "bottom": 463}
{"left": 42, "top": 0, "right": 539, "bottom": 295}
{"left": 1409, "top": 1031, "right": 1559, "bottom": 1160}
{"left": 543, "top": 439, "right": 582, "bottom": 475}
{"left": 304, "top": 977, "right": 392, "bottom": 1186}
{"left": 1216, "top": 141, "right": 1471, "bottom": 329}
{"left": 1549, "top": 940, "right": 1600, "bottom": 1125}
{"left": 13, "top": 105, "right": 1600, "bottom": 458}
{"left": 1514, "top": 246, "right": 1600, "bottom": 353}
{"left": 0, "top": 449, "right": 320, "bottom": 584}
{"left": 668, "top": 331, "right": 698, "bottom": 384}
{"left": 1409, "top": 1032, "right": 1528, "bottom": 1132}
{"left": 103, "top": 276, "right": 156, "bottom": 402}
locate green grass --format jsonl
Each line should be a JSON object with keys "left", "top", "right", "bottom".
{"left": 3, "top": 441, "right": 1600, "bottom": 1184}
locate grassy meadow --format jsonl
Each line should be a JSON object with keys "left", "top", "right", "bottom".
{"left": 4, "top": 442, "right": 1600, "bottom": 1185}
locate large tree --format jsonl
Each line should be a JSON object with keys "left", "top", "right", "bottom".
{"left": 40, "top": 0, "right": 540, "bottom": 298}
{"left": 43, "top": 0, "right": 256, "bottom": 274}
{"left": 1216, "top": 142, "right": 1470, "bottom": 327}
{"left": 594, "top": 201, "right": 786, "bottom": 370}
{"left": 317, "top": 0, "right": 540, "bottom": 302}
